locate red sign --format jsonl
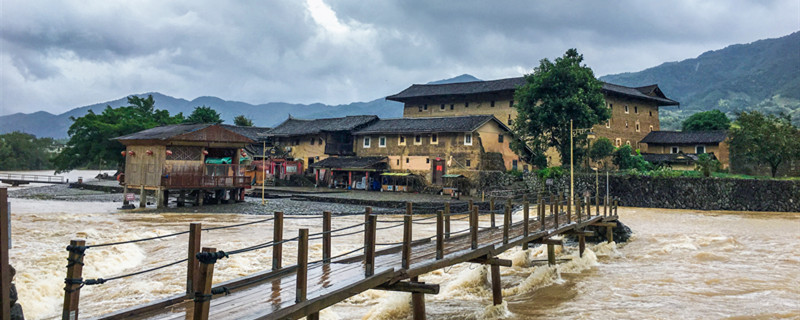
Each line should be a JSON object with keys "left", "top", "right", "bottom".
{"left": 125, "top": 193, "right": 135, "bottom": 201}
{"left": 436, "top": 165, "right": 443, "bottom": 171}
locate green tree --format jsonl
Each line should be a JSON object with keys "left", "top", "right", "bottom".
{"left": 613, "top": 145, "right": 653, "bottom": 171}
{"left": 512, "top": 49, "right": 610, "bottom": 168}
{"left": 52, "top": 95, "right": 184, "bottom": 173}
{"left": 589, "top": 137, "right": 615, "bottom": 167}
{"left": 185, "top": 105, "right": 223, "bottom": 124}
{"left": 695, "top": 153, "right": 721, "bottom": 177}
{"left": 728, "top": 111, "right": 800, "bottom": 177}
{"left": 233, "top": 115, "right": 253, "bottom": 127}
{"left": 682, "top": 110, "right": 731, "bottom": 131}
{"left": 0, "top": 132, "right": 56, "bottom": 170}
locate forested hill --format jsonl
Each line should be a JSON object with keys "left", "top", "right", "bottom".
{"left": 600, "top": 31, "right": 800, "bottom": 130}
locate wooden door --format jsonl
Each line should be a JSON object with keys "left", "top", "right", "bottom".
{"left": 432, "top": 159, "right": 446, "bottom": 185}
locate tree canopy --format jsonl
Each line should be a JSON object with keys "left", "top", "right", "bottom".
{"left": 589, "top": 137, "right": 615, "bottom": 167}
{"left": 185, "top": 105, "right": 223, "bottom": 124}
{"left": 612, "top": 145, "right": 652, "bottom": 171}
{"left": 0, "top": 132, "right": 56, "bottom": 170}
{"left": 233, "top": 115, "right": 254, "bottom": 127}
{"left": 52, "top": 95, "right": 184, "bottom": 173}
{"left": 511, "top": 49, "right": 609, "bottom": 168}
{"left": 682, "top": 110, "right": 731, "bottom": 131}
{"left": 728, "top": 111, "right": 800, "bottom": 177}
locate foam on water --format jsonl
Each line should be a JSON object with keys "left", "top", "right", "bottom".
{"left": 440, "top": 264, "right": 491, "bottom": 299}
{"left": 362, "top": 292, "right": 411, "bottom": 320}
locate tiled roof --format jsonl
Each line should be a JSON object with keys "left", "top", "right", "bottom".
{"left": 220, "top": 125, "right": 271, "bottom": 140}
{"left": 115, "top": 123, "right": 213, "bottom": 140}
{"left": 642, "top": 153, "right": 700, "bottom": 164}
{"left": 353, "top": 115, "right": 497, "bottom": 135}
{"left": 640, "top": 131, "right": 727, "bottom": 144}
{"left": 386, "top": 76, "right": 679, "bottom": 106}
{"left": 265, "top": 115, "right": 378, "bottom": 137}
{"left": 309, "top": 156, "right": 388, "bottom": 169}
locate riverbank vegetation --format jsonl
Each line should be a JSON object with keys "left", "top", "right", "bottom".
{"left": 0, "top": 132, "right": 57, "bottom": 170}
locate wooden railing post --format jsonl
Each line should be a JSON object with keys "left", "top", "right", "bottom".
{"left": 567, "top": 195, "right": 572, "bottom": 224}
{"left": 436, "top": 210, "right": 444, "bottom": 260}
{"left": 363, "top": 207, "right": 372, "bottom": 249}
{"left": 596, "top": 193, "right": 600, "bottom": 216}
{"left": 490, "top": 263, "right": 502, "bottom": 306}
{"left": 470, "top": 207, "right": 478, "bottom": 250}
{"left": 402, "top": 203, "right": 412, "bottom": 269}
{"left": 489, "top": 198, "right": 496, "bottom": 228}
{"left": 468, "top": 199, "right": 474, "bottom": 215}
{"left": 186, "top": 223, "right": 202, "bottom": 298}
{"left": 444, "top": 203, "right": 451, "bottom": 239}
{"left": 604, "top": 194, "right": 609, "bottom": 217}
{"left": 1, "top": 188, "right": 9, "bottom": 320}
{"left": 614, "top": 198, "right": 619, "bottom": 216}
{"left": 522, "top": 201, "right": 529, "bottom": 250}
{"left": 62, "top": 239, "right": 85, "bottom": 320}
{"left": 577, "top": 197, "right": 582, "bottom": 223}
{"left": 296, "top": 229, "right": 309, "bottom": 303}
{"left": 193, "top": 247, "right": 217, "bottom": 320}
{"left": 503, "top": 203, "right": 510, "bottom": 244}
{"left": 322, "top": 211, "right": 332, "bottom": 263}
{"left": 506, "top": 198, "right": 512, "bottom": 225}
{"left": 364, "top": 214, "right": 376, "bottom": 277}
{"left": 552, "top": 195, "right": 559, "bottom": 227}
{"left": 272, "top": 212, "right": 284, "bottom": 270}
{"left": 539, "top": 198, "right": 546, "bottom": 231}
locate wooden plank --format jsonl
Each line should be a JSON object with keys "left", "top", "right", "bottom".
{"left": 435, "top": 210, "right": 443, "bottom": 260}
{"left": 444, "top": 203, "right": 451, "bottom": 239}
{"left": 469, "top": 256, "right": 512, "bottom": 267}
{"left": 364, "top": 214, "right": 377, "bottom": 276}
{"left": 410, "top": 276, "right": 426, "bottom": 320}
{"left": 531, "top": 238, "right": 563, "bottom": 246}
{"left": 503, "top": 201, "right": 510, "bottom": 244}
{"left": 470, "top": 207, "right": 478, "bottom": 249}
{"left": 522, "top": 201, "right": 529, "bottom": 250}
{"left": 62, "top": 239, "right": 85, "bottom": 320}
{"left": 187, "top": 223, "right": 202, "bottom": 297}
{"left": 547, "top": 244, "right": 555, "bottom": 266}
{"left": 490, "top": 264, "right": 502, "bottom": 306}
{"left": 0, "top": 188, "right": 8, "bottom": 320}
{"left": 403, "top": 203, "right": 412, "bottom": 269}
{"left": 322, "top": 212, "right": 331, "bottom": 263}
{"left": 272, "top": 212, "right": 283, "bottom": 270}
{"left": 489, "top": 198, "right": 495, "bottom": 228}
{"left": 193, "top": 247, "right": 217, "bottom": 320}
{"left": 375, "top": 281, "right": 440, "bottom": 294}
{"left": 592, "top": 222, "right": 617, "bottom": 228}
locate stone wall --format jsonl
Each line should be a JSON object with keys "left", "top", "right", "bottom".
{"left": 523, "top": 173, "right": 800, "bottom": 212}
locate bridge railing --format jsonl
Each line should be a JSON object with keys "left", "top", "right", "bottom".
{"left": 0, "top": 173, "right": 65, "bottom": 184}
{"left": 59, "top": 193, "right": 620, "bottom": 320}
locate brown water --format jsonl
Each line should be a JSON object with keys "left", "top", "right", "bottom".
{"left": 7, "top": 198, "right": 800, "bottom": 319}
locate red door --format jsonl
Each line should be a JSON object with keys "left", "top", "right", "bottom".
{"left": 432, "top": 159, "right": 446, "bottom": 185}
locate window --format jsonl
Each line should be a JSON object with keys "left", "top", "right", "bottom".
{"left": 464, "top": 133, "right": 473, "bottom": 146}
{"left": 490, "top": 101, "right": 495, "bottom": 107}
{"left": 671, "top": 146, "right": 679, "bottom": 154}
{"left": 508, "top": 115, "right": 513, "bottom": 125}
{"left": 319, "top": 138, "right": 324, "bottom": 145}
{"left": 626, "top": 140, "right": 631, "bottom": 146}
{"left": 397, "top": 159, "right": 400, "bottom": 165}
{"left": 418, "top": 106, "right": 423, "bottom": 112}
{"left": 649, "top": 111, "right": 653, "bottom": 117}
{"left": 379, "top": 136, "right": 386, "bottom": 147}
{"left": 363, "top": 137, "right": 371, "bottom": 148}
{"left": 649, "top": 125, "right": 654, "bottom": 132}
{"left": 399, "top": 136, "right": 406, "bottom": 146}
{"left": 310, "top": 137, "right": 315, "bottom": 145}
{"left": 465, "top": 102, "right": 469, "bottom": 108}
{"left": 466, "top": 159, "right": 471, "bottom": 167}
{"left": 634, "top": 106, "right": 638, "bottom": 114}
{"left": 625, "top": 121, "right": 629, "bottom": 128}
{"left": 606, "top": 119, "right": 611, "bottom": 128}
{"left": 512, "top": 160, "right": 518, "bottom": 171}
{"left": 414, "top": 135, "right": 422, "bottom": 145}
{"left": 440, "top": 104, "right": 445, "bottom": 110}
{"left": 609, "top": 103, "right": 613, "bottom": 109}
{"left": 509, "top": 100, "right": 514, "bottom": 108}
{"left": 406, "top": 158, "right": 409, "bottom": 163}
{"left": 696, "top": 145, "right": 706, "bottom": 154}
{"left": 423, "top": 104, "right": 428, "bottom": 110}
{"left": 615, "top": 138, "right": 622, "bottom": 147}
{"left": 426, "top": 158, "right": 430, "bottom": 164}
{"left": 293, "top": 139, "right": 300, "bottom": 146}
{"left": 624, "top": 105, "right": 629, "bottom": 113}
{"left": 635, "top": 121, "right": 640, "bottom": 132}
{"left": 498, "top": 134, "right": 504, "bottom": 143}
{"left": 430, "top": 134, "right": 438, "bottom": 144}
{"left": 450, "top": 104, "right": 454, "bottom": 110}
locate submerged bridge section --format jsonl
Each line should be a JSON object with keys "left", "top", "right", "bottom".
{"left": 59, "top": 194, "right": 620, "bottom": 320}
{"left": 0, "top": 173, "right": 66, "bottom": 186}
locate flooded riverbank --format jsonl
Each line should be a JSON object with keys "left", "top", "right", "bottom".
{"left": 6, "top": 194, "right": 800, "bottom": 319}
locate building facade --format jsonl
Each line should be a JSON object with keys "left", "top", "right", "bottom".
{"left": 640, "top": 130, "right": 730, "bottom": 169}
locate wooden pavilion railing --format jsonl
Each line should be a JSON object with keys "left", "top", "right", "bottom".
{"left": 162, "top": 164, "right": 250, "bottom": 189}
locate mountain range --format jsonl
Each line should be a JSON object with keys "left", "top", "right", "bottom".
{"left": 2, "top": 32, "right": 797, "bottom": 138}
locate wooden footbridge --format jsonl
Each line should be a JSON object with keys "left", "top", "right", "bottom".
{"left": 58, "top": 194, "right": 620, "bottom": 320}
{"left": 0, "top": 173, "right": 66, "bottom": 186}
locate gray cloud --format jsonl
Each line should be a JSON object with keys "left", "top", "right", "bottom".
{"left": 1, "top": 0, "right": 797, "bottom": 116}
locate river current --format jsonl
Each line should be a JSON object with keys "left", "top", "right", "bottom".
{"left": 5, "top": 192, "right": 799, "bottom": 319}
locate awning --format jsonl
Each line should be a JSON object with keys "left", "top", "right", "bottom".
{"left": 442, "top": 174, "right": 465, "bottom": 178}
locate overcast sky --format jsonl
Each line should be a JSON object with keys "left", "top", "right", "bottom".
{"left": 1, "top": 0, "right": 798, "bottom": 116}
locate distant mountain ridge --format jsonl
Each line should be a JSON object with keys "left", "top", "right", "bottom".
{"left": 0, "top": 74, "right": 482, "bottom": 139}
{"left": 600, "top": 31, "right": 800, "bottom": 129}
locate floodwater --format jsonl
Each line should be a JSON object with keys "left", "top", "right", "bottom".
{"left": 6, "top": 194, "right": 800, "bottom": 319}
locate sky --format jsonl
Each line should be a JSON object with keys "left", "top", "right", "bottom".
{"left": 1, "top": 0, "right": 798, "bottom": 116}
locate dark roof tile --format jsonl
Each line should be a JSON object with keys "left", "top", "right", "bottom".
{"left": 266, "top": 115, "right": 378, "bottom": 137}
{"left": 353, "top": 115, "right": 496, "bottom": 135}
{"left": 640, "top": 131, "right": 727, "bottom": 144}
{"left": 115, "top": 123, "right": 212, "bottom": 140}
{"left": 309, "top": 156, "right": 388, "bottom": 169}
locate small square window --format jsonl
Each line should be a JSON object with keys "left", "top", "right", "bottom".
{"left": 450, "top": 104, "right": 454, "bottom": 110}
{"left": 509, "top": 100, "right": 514, "bottom": 108}
{"left": 405, "top": 158, "right": 409, "bottom": 163}
{"left": 397, "top": 159, "right": 400, "bottom": 165}
{"left": 399, "top": 136, "right": 406, "bottom": 146}
{"left": 626, "top": 140, "right": 631, "bottom": 146}
{"left": 625, "top": 121, "right": 629, "bottom": 128}
{"left": 310, "top": 138, "right": 315, "bottom": 145}
{"left": 650, "top": 111, "right": 653, "bottom": 117}
{"left": 465, "top": 102, "right": 469, "bottom": 108}
{"left": 508, "top": 115, "right": 513, "bottom": 125}
{"left": 635, "top": 122, "right": 640, "bottom": 132}
{"left": 319, "top": 138, "right": 324, "bottom": 144}
{"left": 498, "top": 134, "right": 504, "bottom": 143}
{"left": 423, "top": 104, "right": 428, "bottom": 110}
{"left": 363, "top": 137, "right": 371, "bottom": 148}
{"left": 418, "top": 106, "right": 423, "bottom": 112}
{"left": 464, "top": 133, "right": 473, "bottom": 146}
{"left": 440, "top": 104, "right": 445, "bottom": 110}
{"left": 615, "top": 138, "right": 622, "bottom": 147}
{"left": 634, "top": 106, "right": 638, "bottom": 113}
{"left": 379, "top": 136, "right": 386, "bottom": 147}
{"left": 625, "top": 105, "right": 629, "bottom": 113}
{"left": 426, "top": 158, "right": 430, "bottom": 164}
{"left": 696, "top": 145, "right": 706, "bottom": 154}
{"left": 606, "top": 120, "right": 611, "bottom": 128}
{"left": 490, "top": 101, "right": 495, "bottom": 107}
{"left": 431, "top": 134, "right": 438, "bottom": 144}
{"left": 414, "top": 135, "right": 422, "bottom": 145}
{"left": 649, "top": 125, "right": 654, "bottom": 132}
{"left": 466, "top": 159, "right": 471, "bottom": 167}
{"left": 671, "top": 146, "right": 679, "bottom": 154}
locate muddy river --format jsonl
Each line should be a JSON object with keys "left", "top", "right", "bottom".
{"left": 6, "top": 195, "right": 800, "bottom": 319}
